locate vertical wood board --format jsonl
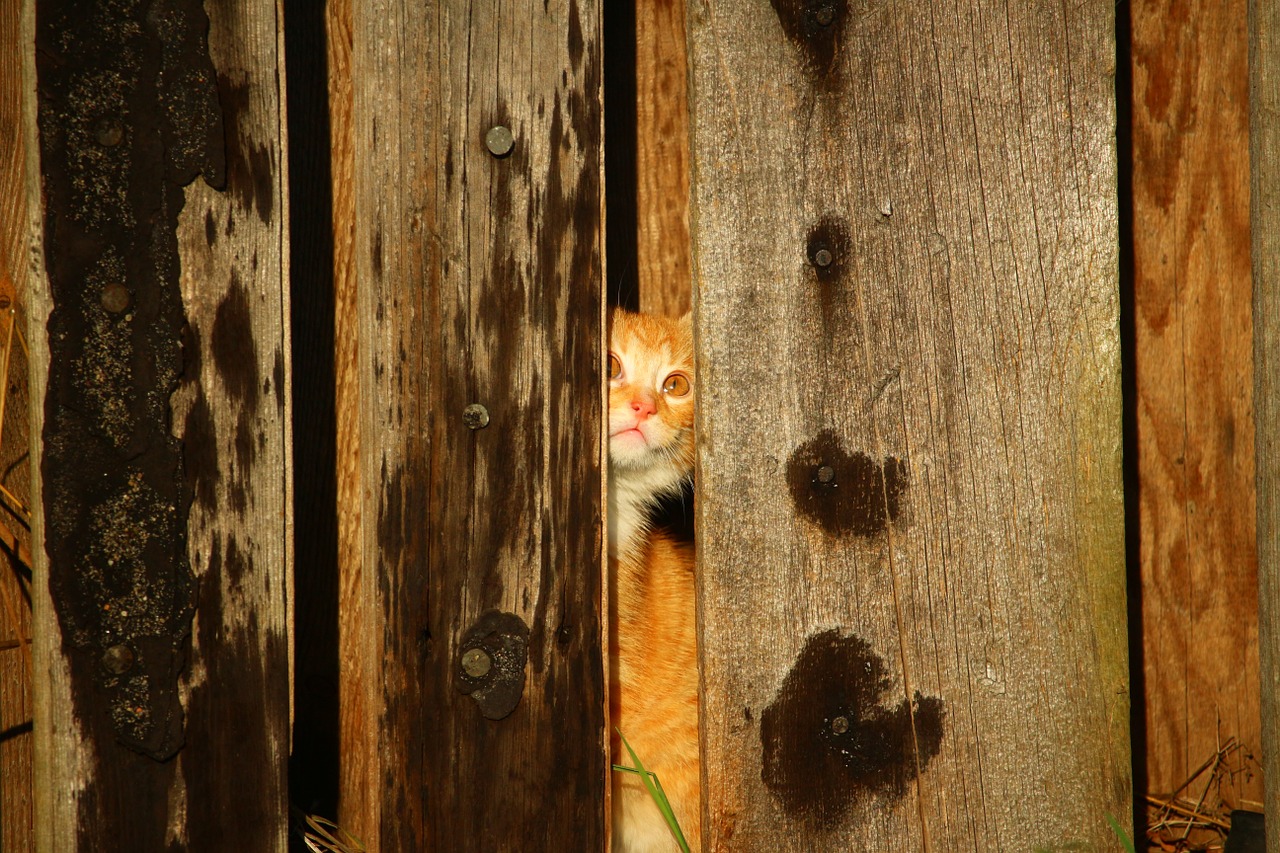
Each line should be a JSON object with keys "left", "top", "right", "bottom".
{"left": 1, "top": 0, "right": 35, "bottom": 847}
{"left": 688, "top": 1, "right": 1129, "bottom": 849}
{"left": 1250, "top": 0, "right": 1280, "bottom": 843}
{"left": 636, "top": 0, "right": 693, "bottom": 317}
{"left": 168, "top": 2, "right": 293, "bottom": 847}
{"left": 1132, "top": 0, "right": 1260, "bottom": 808}
{"left": 327, "top": 0, "right": 372, "bottom": 840}
{"left": 350, "top": 1, "right": 607, "bottom": 848}
{"left": 29, "top": 0, "right": 292, "bottom": 848}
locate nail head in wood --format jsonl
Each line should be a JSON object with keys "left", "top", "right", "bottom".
{"left": 95, "top": 117, "right": 124, "bottom": 147}
{"left": 461, "top": 648, "right": 492, "bottom": 678}
{"left": 816, "top": 464, "right": 836, "bottom": 484}
{"left": 463, "top": 403, "right": 490, "bottom": 429}
{"left": 813, "top": 248, "right": 834, "bottom": 269}
{"left": 102, "top": 643, "right": 135, "bottom": 675}
{"left": 814, "top": 5, "right": 836, "bottom": 26}
{"left": 485, "top": 125, "right": 515, "bottom": 158}
{"left": 101, "top": 282, "right": 131, "bottom": 314}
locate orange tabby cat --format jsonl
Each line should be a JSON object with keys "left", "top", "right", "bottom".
{"left": 608, "top": 308, "right": 700, "bottom": 852}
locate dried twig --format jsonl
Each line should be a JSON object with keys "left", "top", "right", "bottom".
{"left": 1144, "top": 736, "right": 1257, "bottom": 851}
{"left": 299, "top": 813, "right": 365, "bottom": 853}
{"left": 1144, "top": 794, "right": 1231, "bottom": 831}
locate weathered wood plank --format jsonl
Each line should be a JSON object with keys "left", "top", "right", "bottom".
{"left": 636, "top": 0, "right": 693, "bottom": 317}
{"left": 350, "top": 1, "right": 607, "bottom": 849}
{"left": 1251, "top": 0, "right": 1280, "bottom": 843}
{"left": 1, "top": 0, "right": 35, "bottom": 847}
{"left": 168, "top": 2, "right": 293, "bottom": 847}
{"left": 687, "top": 1, "right": 1129, "bottom": 849}
{"left": 1131, "top": 0, "right": 1260, "bottom": 810}
{"left": 30, "top": 0, "right": 291, "bottom": 847}
{"left": 328, "top": 0, "right": 375, "bottom": 840}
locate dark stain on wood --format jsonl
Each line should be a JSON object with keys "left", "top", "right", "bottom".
{"left": 180, "top": 535, "right": 288, "bottom": 846}
{"left": 786, "top": 429, "right": 907, "bottom": 536}
{"left": 183, "top": 388, "right": 220, "bottom": 512}
{"left": 376, "top": 453, "right": 431, "bottom": 849}
{"left": 212, "top": 274, "right": 261, "bottom": 414}
{"left": 36, "top": 0, "right": 222, "bottom": 777}
{"left": 770, "top": 0, "right": 848, "bottom": 74}
{"left": 234, "top": 416, "right": 257, "bottom": 477}
{"left": 34, "top": 0, "right": 229, "bottom": 842}
{"left": 567, "top": 0, "right": 584, "bottom": 68}
{"left": 760, "top": 629, "right": 945, "bottom": 826}
{"left": 217, "top": 74, "right": 275, "bottom": 223}
{"left": 456, "top": 610, "right": 530, "bottom": 720}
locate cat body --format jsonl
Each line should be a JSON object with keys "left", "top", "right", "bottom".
{"left": 608, "top": 309, "right": 701, "bottom": 853}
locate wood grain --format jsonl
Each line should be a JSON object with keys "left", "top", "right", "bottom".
{"left": 168, "top": 2, "right": 292, "bottom": 846}
{"left": 328, "top": 0, "right": 375, "bottom": 840}
{"left": 29, "top": 0, "right": 291, "bottom": 847}
{"left": 349, "top": 1, "right": 607, "bottom": 849}
{"left": 687, "top": 0, "right": 1129, "bottom": 848}
{"left": 1251, "top": 0, "right": 1280, "bottom": 842}
{"left": 636, "top": 0, "right": 693, "bottom": 317}
{"left": 1131, "top": 0, "right": 1259, "bottom": 809}
{"left": 0, "top": 0, "right": 34, "bottom": 847}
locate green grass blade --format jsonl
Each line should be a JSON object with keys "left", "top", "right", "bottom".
{"left": 1104, "top": 813, "right": 1137, "bottom": 853}
{"left": 616, "top": 730, "right": 691, "bottom": 853}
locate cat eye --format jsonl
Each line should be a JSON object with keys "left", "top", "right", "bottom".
{"left": 608, "top": 353, "right": 622, "bottom": 380}
{"left": 662, "top": 372, "right": 691, "bottom": 397}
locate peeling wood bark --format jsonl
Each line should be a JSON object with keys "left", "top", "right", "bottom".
{"left": 687, "top": 0, "right": 1130, "bottom": 848}
{"left": 349, "top": 1, "right": 607, "bottom": 849}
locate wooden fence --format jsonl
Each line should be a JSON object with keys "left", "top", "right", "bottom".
{"left": 0, "top": 0, "right": 1276, "bottom": 849}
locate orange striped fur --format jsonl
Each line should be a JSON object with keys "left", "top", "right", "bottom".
{"left": 608, "top": 309, "right": 700, "bottom": 852}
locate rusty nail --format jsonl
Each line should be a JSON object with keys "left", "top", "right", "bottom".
{"left": 463, "top": 403, "right": 490, "bottom": 430}
{"left": 101, "top": 282, "right": 131, "bottom": 314}
{"left": 95, "top": 118, "right": 124, "bottom": 148}
{"left": 461, "top": 647, "right": 492, "bottom": 678}
{"left": 102, "top": 644, "right": 135, "bottom": 675}
{"left": 831, "top": 714, "right": 849, "bottom": 734}
{"left": 815, "top": 465, "right": 836, "bottom": 484}
{"left": 485, "top": 125, "right": 515, "bottom": 158}
{"left": 813, "top": 248, "right": 833, "bottom": 269}
{"left": 814, "top": 5, "right": 836, "bottom": 26}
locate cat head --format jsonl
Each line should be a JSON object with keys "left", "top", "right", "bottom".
{"left": 608, "top": 309, "right": 696, "bottom": 477}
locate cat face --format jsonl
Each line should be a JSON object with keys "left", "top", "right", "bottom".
{"left": 608, "top": 309, "right": 695, "bottom": 472}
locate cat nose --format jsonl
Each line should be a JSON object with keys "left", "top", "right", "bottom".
{"left": 630, "top": 396, "right": 656, "bottom": 418}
